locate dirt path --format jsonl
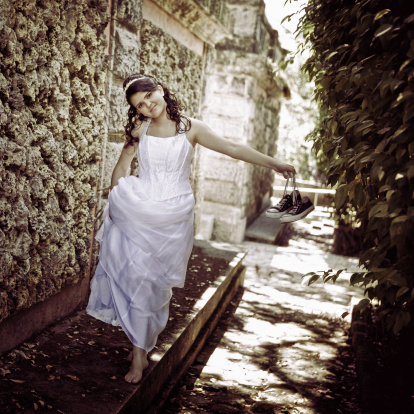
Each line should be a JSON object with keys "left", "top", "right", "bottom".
{"left": 163, "top": 209, "right": 364, "bottom": 413}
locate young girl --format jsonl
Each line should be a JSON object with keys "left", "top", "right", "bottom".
{"left": 86, "top": 74, "right": 296, "bottom": 384}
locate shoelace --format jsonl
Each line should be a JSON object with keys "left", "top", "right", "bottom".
{"left": 287, "top": 200, "right": 302, "bottom": 215}
{"left": 275, "top": 196, "right": 290, "bottom": 210}
{"left": 272, "top": 177, "right": 293, "bottom": 211}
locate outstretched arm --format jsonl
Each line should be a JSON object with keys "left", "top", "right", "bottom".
{"left": 190, "top": 119, "right": 296, "bottom": 178}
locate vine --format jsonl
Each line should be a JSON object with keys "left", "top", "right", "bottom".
{"left": 297, "top": 0, "right": 414, "bottom": 334}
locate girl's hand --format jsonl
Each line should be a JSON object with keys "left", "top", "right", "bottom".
{"left": 273, "top": 161, "right": 296, "bottom": 179}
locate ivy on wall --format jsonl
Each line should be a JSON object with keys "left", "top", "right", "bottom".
{"left": 298, "top": 0, "right": 414, "bottom": 333}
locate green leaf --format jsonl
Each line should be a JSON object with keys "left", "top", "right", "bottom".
{"left": 399, "top": 59, "right": 411, "bottom": 72}
{"left": 396, "top": 286, "right": 410, "bottom": 299}
{"left": 340, "top": 111, "right": 358, "bottom": 122}
{"left": 354, "top": 182, "right": 365, "bottom": 207}
{"left": 281, "top": 13, "right": 295, "bottom": 24}
{"left": 302, "top": 271, "right": 317, "bottom": 278}
{"left": 407, "top": 165, "right": 414, "bottom": 179}
{"left": 379, "top": 185, "right": 391, "bottom": 192}
{"left": 384, "top": 272, "right": 407, "bottom": 287}
{"left": 326, "top": 51, "right": 338, "bottom": 60}
{"left": 390, "top": 125, "right": 407, "bottom": 140}
{"left": 374, "top": 24, "right": 393, "bottom": 38}
{"left": 301, "top": 272, "right": 321, "bottom": 286}
{"left": 391, "top": 91, "right": 414, "bottom": 108}
{"left": 355, "top": 120, "right": 374, "bottom": 134}
{"left": 369, "top": 202, "right": 387, "bottom": 219}
{"left": 335, "top": 184, "right": 348, "bottom": 209}
{"left": 390, "top": 215, "right": 408, "bottom": 240}
{"left": 374, "top": 9, "right": 391, "bottom": 21}
{"left": 393, "top": 311, "right": 411, "bottom": 334}
{"left": 355, "top": 298, "right": 370, "bottom": 312}
{"left": 307, "top": 274, "right": 321, "bottom": 286}
{"left": 371, "top": 165, "right": 385, "bottom": 182}
{"left": 332, "top": 269, "right": 346, "bottom": 283}
{"left": 350, "top": 272, "right": 365, "bottom": 285}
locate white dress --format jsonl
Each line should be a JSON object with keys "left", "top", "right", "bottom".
{"left": 86, "top": 119, "right": 195, "bottom": 352}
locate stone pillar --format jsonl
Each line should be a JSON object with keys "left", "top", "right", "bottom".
{"left": 197, "top": 0, "right": 286, "bottom": 243}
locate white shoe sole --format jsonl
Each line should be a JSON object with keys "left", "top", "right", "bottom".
{"left": 266, "top": 207, "right": 294, "bottom": 219}
{"left": 266, "top": 210, "right": 285, "bottom": 218}
{"left": 280, "top": 205, "right": 315, "bottom": 223}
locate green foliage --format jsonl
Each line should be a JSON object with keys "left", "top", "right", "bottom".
{"left": 298, "top": 0, "right": 414, "bottom": 334}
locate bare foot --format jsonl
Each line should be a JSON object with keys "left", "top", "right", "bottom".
{"left": 125, "top": 346, "right": 148, "bottom": 384}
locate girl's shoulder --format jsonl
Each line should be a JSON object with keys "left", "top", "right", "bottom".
{"left": 185, "top": 117, "right": 210, "bottom": 145}
{"left": 131, "top": 119, "right": 148, "bottom": 138}
{"left": 185, "top": 117, "right": 207, "bottom": 131}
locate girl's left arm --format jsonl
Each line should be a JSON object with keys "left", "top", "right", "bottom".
{"left": 190, "top": 119, "right": 296, "bottom": 177}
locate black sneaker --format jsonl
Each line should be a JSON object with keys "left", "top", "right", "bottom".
{"left": 266, "top": 191, "right": 301, "bottom": 219}
{"left": 280, "top": 196, "right": 315, "bottom": 223}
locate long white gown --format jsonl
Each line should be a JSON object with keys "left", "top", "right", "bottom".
{"left": 86, "top": 119, "right": 195, "bottom": 352}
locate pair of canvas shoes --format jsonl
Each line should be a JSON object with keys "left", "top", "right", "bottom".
{"left": 266, "top": 188, "right": 315, "bottom": 223}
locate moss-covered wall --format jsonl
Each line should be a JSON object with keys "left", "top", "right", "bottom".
{"left": 0, "top": 0, "right": 108, "bottom": 323}
{"left": 139, "top": 20, "right": 203, "bottom": 117}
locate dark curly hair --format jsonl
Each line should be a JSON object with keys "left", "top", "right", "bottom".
{"left": 123, "top": 74, "right": 191, "bottom": 148}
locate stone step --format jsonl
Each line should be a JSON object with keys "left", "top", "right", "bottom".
{"left": 245, "top": 208, "right": 288, "bottom": 244}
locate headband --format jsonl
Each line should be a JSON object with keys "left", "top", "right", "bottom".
{"left": 124, "top": 78, "right": 142, "bottom": 92}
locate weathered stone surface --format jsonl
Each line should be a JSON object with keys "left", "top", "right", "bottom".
{"left": 203, "top": 94, "right": 254, "bottom": 118}
{"left": 203, "top": 114, "right": 249, "bottom": 141}
{"left": 202, "top": 157, "right": 244, "bottom": 182}
{"left": 199, "top": 201, "right": 247, "bottom": 242}
{"left": 197, "top": 0, "right": 284, "bottom": 242}
{"left": 139, "top": 20, "right": 203, "bottom": 117}
{"left": 116, "top": 0, "right": 143, "bottom": 33}
{"left": 102, "top": 142, "right": 126, "bottom": 190}
{"left": 151, "top": 0, "right": 231, "bottom": 45}
{"left": 113, "top": 27, "right": 141, "bottom": 80}
{"left": 108, "top": 83, "right": 129, "bottom": 134}
{"left": 0, "top": 0, "right": 108, "bottom": 323}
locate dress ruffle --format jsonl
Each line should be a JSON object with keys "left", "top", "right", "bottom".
{"left": 86, "top": 176, "right": 194, "bottom": 352}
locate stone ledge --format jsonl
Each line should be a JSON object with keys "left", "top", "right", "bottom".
{"left": 245, "top": 207, "right": 288, "bottom": 245}
{"left": 117, "top": 247, "right": 246, "bottom": 413}
{"left": 149, "top": 0, "right": 230, "bottom": 46}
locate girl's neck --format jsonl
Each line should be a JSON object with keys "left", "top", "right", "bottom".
{"left": 149, "top": 113, "right": 175, "bottom": 128}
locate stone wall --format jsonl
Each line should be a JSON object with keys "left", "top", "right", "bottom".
{"left": 0, "top": 0, "right": 108, "bottom": 325}
{"left": 197, "top": 0, "right": 286, "bottom": 242}
{"left": 0, "top": 0, "right": 284, "bottom": 353}
{"left": 139, "top": 20, "right": 203, "bottom": 117}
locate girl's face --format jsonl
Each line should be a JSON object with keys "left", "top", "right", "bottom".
{"left": 130, "top": 85, "right": 166, "bottom": 119}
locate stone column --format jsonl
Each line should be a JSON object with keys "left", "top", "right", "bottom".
{"left": 197, "top": 0, "right": 287, "bottom": 242}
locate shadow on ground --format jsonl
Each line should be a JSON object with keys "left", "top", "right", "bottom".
{"left": 163, "top": 214, "right": 363, "bottom": 414}
{"left": 163, "top": 268, "right": 362, "bottom": 414}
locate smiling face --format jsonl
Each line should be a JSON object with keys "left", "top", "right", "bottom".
{"left": 130, "top": 85, "right": 166, "bottom": 119}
